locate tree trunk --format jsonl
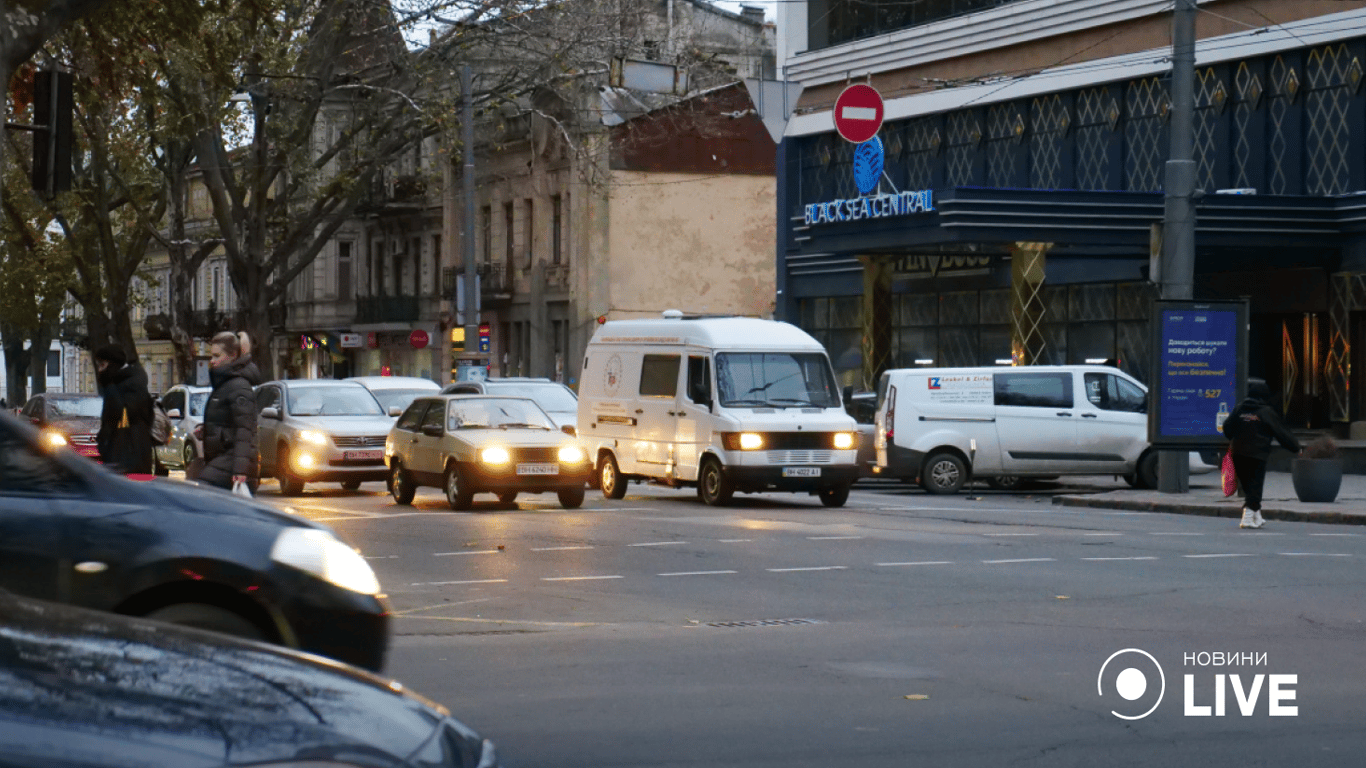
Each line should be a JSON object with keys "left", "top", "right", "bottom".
{"left": 4, "top": 334, "right": 29, "bottom": 406}
{"left": 242, "top": 290, "right": 276, "bottom": 382}
{"left": 29, "top": 327, "right": 51, "bottom": 395}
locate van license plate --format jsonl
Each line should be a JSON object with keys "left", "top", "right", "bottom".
{"left": 783, "top": 467, "right": 821, "bottom": 478}
{"left": 344, "top": 450, "right": 383, "bottom": 461}
{"left": 517, "top": 463, "right": 559, "bottom": 475}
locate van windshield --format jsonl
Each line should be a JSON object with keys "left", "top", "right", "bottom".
{"left": 715, "top": 353, "right": 841, "bottom": 408}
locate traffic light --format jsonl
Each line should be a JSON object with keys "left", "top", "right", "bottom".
{"left": 31, "top": 70, "right": 73, "bottom": 198}
{"left": 478, "top": 323, "right": 490, "bottom": 353}
{"left": 450, "top": 327, "right": 465, "bottom": 353}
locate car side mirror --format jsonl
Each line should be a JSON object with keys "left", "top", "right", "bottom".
{"left": 167, "top": 408, "right": 182, "bottom": 419}
{"left": 261, "top": 407, "right": 281, "bottom": 420}
{"left": 561, "top": 425, "right": 577, "bottom": 436}
{"left": 842, "top": 385, "right": 854, "bottom": 406}
{"left": 421, "top": 423, "right": 444, "bottom": 437}
{"left": 389, "top": 405, "right": 403, "bottom": 417}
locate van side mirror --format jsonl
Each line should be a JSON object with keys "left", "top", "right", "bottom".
{"left": 260, "top": 407, "right": 280, "bottom": 420}
{"left": 842, "top": 385, "right": 854, "bottom": 405}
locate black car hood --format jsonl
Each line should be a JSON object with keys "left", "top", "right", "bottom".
{"left": 140, "top": 477, "right": 326, "bottom": 532}
{"left": 0, "top": 594, "right": 447, "bottom": 767}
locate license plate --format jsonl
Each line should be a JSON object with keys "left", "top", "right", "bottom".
{"left": 343, "top": 450, "right": 383, "bottom": 461}
{"left": 783, "top": 467, "right": 821, "bottom": 478}
{"left": 517, "top": 463, "right": 559, "bottom": 475}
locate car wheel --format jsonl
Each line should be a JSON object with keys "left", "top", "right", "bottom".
{"left": 987, "top": 476, "right": 1026, "bottom": 491}
{"left": 277, "top": 445, "right": 305, "bottom": 496}
{"left": 558, "top": 487, "right": 585, "bottom": 509}
{"left": 340, "top": 480, "right": 362, "bottom": 491}
{"left": 921, "top": 451, "right": 967, "bottom": 495}
{"left": 819, "top": 484, "right": 850, "bottom": 507}
{"left": 698, "top": 458, "right": 734, "bottom": 507}
{"left": 445, "top": 464, "right": 474, "bottom": 511}
{"left": 143, "top": 603, "right": 265, "bottom": 642}
{"left": 599, "top": 454, "right": 627, "bottom": 500}
{"left": 153, "top": 455, "right": 170, "bottom": 477}
{"left": 498, "top": 492, "right": 518, "bottom": 504}
{"left": 390, "top": 463, "right": 416, "bottom": 505}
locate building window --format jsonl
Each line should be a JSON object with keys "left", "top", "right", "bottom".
{"left": 338, "top": 241, "right": 353, "bottom": 300}
{"left": 481, "top": 205, "right": 492, "bottom": 265}
{"left": 524, "top": 198, "right": 534, "bottom": 267}
{"left": 431, "top": 234, "right": 441, "bottom": 296}
{"left": 811, "top": 0, "right": 1029, "bottom": 52}
{"left": 504, "top": 201, "right": 515, "bottom": 274}
{"left": 551, "top": 194, "right": 563, "bottom": 265}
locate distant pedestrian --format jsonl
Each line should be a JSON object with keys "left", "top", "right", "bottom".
{"left": 1221, "top": 379, "right": 1302, "bottom": 529}
{"left": 93, "top": 344, "right": 154, "bottom": 474}
{"left": 195, "top": 331, "right": 261, "bottom": 492}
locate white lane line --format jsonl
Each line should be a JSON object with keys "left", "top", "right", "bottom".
{"left": 434, "top": 550, "right": 499, "bottom": 556}
{"left": 1310, "top": 533, "right": 1361, "bottom": 537}
{"left": 1083, "top": 556, "right": 1158, "bottom": 561}
{"left": 541, "top": 575, "right": 624, "bottom": 582}
{"left": 628, "top": 541, "right": 689, "bottom": 547}
{"left": 659, "top": 570, "right": 739, "bottom": 577}
{"left": 982, "top": 533, "right": 1039, "bottom": 537}
{"left": 530, "top": 546, "right": 595, "bottom": 551}
{"left": 1277, "top": 552, "right": 1353, "bottom": 557}
{"left": 1183, "top": 553, "right": 1254, "bottom": 558}
{"left": 807, "top": 535, "right": 864, "bottom": 540}
{"left": 719, "top": 538, "right": 753, "bottom": 543}
{"left": 364, "top": 555, "right": 400, "bottom": 560}
{"left": 410, "top": 579, "right": 508, "bottom": 586}
{"left": 1151, "top": 532, "right": 1204, "bottom": 536}
{"left": 983, "top": 558, "right": 1056, "bottom": 564}
{"left": 767, "top": 566, "right": 849, "bottom": 572}
{"left": 877, "top": 561, "right": 954, "bottom": 567}
{"left": 1083, "top": 533, "right": 1124, "bottom": 536}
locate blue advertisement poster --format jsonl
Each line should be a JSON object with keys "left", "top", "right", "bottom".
{"left": 1151, "top": 301, "right": 1246, "bottom": 444}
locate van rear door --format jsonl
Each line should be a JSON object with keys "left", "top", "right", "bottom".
{"left": 993, "top": 370, "right": 1078, "bottom": 472}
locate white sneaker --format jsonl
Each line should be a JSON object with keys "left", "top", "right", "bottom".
{"left": 1239, "top": 508, "right": 1262, "bottom": 529}
{"left": 1254, "top": 509, "right": 1266, "bottom": 528}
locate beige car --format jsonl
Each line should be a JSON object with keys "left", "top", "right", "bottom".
{"left": 385, "top": 395, "right": 590, "bottom": 510}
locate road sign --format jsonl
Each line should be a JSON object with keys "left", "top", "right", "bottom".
{"left": 833, "top": 84, "right": 884, "bottom": 144}
{"left": 339, "top": 333, "right": 363, "bottom": 348}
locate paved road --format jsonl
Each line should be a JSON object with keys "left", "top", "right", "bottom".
{"left": 259, "top": 478, "right": 1366, "bottom": 768}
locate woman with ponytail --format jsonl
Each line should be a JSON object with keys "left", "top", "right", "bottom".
{"left": 196, "top": 331, "right": 262, "bottom": 491}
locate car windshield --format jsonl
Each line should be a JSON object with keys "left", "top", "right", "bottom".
{"left": 287, "top": 386, "right": 383, "bottom": 416}
{"left": 48, "top": 398, "right": 103, "bottom": 418}
{"left": 715, "top": 352, "right": 841, "bottom": 408}
{"left": 371, "top": 389, "right": 431, "bottom": 414}
{"left": 488, "top": 383, "right": 578, "bottom": 412}
{"left": 189, "top": 392, "right": 208, "bottom": 417}
{"left": 447, "top": 398, "right": 555, "bottom": 431}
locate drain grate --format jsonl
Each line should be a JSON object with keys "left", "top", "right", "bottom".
{"left": 705, "top": 618, "right": 824, "bottom": 629}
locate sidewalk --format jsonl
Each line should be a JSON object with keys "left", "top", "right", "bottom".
{"left": 1052, "top": 471, "right": 1366, "bottom": 525}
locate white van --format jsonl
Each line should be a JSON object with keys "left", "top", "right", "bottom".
{"left": 873, "top": 365, "right": 1158, "bottom": 493}
{"left": 578, "top": 311, "right": 860, "bottom": 506}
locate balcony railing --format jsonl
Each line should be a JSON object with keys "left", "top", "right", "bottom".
{"left": 356, "top": 295, "right": 420, "bottom": 324}
{"left": 482, "top": 263, "right": 512, "bottom": 294}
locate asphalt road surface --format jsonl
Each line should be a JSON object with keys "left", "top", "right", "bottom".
{"left": 259, "top": 477, "right": 1366, "bottom": 768}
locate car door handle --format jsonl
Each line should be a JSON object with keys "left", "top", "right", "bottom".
{"left": 635, "top": 409, "right": 644, "bottom": 414}
{"left": 1056, "top": 412, "right": 1073, "bottom": 417}
{"left": 1082, "top": 413, "right": 1098, "bottom": 418}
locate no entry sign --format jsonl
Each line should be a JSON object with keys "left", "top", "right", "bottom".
{"left": 834, "top": 83, "right": 884, "bottom": 144}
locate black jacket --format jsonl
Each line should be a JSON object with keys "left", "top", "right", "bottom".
{"left": 199, "top": 355, "right": 262, "bottom": 488}
{"left": 1222, "top": 396, "right": 1301, "bottom": 460}
{"left": 96, "top": 364, "right": 154, "bottom": 474}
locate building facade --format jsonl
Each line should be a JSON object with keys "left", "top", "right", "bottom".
{"left": 777, "top": 0, "right": 1366, "bottom": 431}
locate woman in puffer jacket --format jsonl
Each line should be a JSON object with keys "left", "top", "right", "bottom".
{"left": 196, "top": 331, "right": 262, "bottom": 491}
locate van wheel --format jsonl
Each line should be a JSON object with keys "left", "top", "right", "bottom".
{"left": 1129, "top": 452, "right": 1159, "bottom": 489}
{"left": 699, "top": 459, "right": 734, "bottom": 506}
{"left": 987, "top": 476, "right": 1025, "bottom": 491}
{"left": 599, "top": 455, "right": 627, "bottom": 500}
{"left": 921, "top": 452, "right": 967, "bottom": 495}
{"left": 818, "top": 484, "right": 850, "bottom": 507}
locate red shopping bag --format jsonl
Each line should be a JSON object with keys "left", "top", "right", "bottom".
{"left": 1221, "top": 448, "right": 1237, "bottom": 497}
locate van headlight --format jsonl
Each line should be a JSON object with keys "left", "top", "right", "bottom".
{"left": 558, "top": 446, "right": 586, "bottom": 464}
{"left": 832, "top": 432, "right": 856, "bottom": 450}
{"left": 481, "top": 447, "right": 510, "bottom": 465}
{"left": 270, "top": 528, "right": 381, "bottom": 595}
{"left": 721, "top": 432, "right": 765, "bottom": 450}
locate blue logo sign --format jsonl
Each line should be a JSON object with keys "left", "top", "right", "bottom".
{"left": 853, "top": 136, "right": 884, "bottom": 195}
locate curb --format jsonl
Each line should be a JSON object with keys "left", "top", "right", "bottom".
{"left": 1051, "top": 495, "right": 1366, "bottom": 526}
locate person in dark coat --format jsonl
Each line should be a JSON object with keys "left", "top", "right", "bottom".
{"left": 1221, "top": 378, "right": 1302, "bottom": 529}
{"left": 196, "top": 331, "right": 262, "bottom": 491}
{"left": 94, "top": 344, "right": 155, "bottom": 475}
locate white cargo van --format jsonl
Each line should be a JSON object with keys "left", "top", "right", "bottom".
{"left": 874, "top": 365, "right": 1157, "bottom": 493}
{"left": 578, "top": 311, "right": 860, "bottom": 506}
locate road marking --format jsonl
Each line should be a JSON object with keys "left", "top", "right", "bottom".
{"left": 541, "top": 575, "right": 624, "bottom": 582}
{"left": 767, "top": 566, "right": 848, "bottom": 572}
{"left": 1083, "top": 533, "right": 1123, "bottom": 536}
{"left": 1183, "top": 553, "right": 1254, "bottom": 558}
{"left": 983, "top": 558, "right": 1055, "bottom": 564}
{"left": 531, "top": 546, "right": 595, "bottom": 551}
{"left": 1151, "top": 532, "right": 1204, "bottom": 536}
{"left": 434, "top": 550, "right": 499, "bottom": 556}
{"left": 1277, "top": 552, "right": 1352, "bottom": 557}
{"left": 1082, "top": 556, "right": 1158, "bottom": 561}
{"left": 410, "top": 579, "right": 508, "bottom": 586}
{"left": 658, "top": 570, "right": 739, "bottom": 577}
{"left": 628, "top": 541, "right": 689, "bottom": 547}
{"left": 1310, "top": 533, "right": 1361, "bottom": 537}
{"left": 364, "top": 555, "right": 400, "bottom": 560}
{"left": 982, "top": 533, "right": 1039, "bottom": 537}
{"left": 719, "top": 538, "right": 753, "bottom": 543}
{"left": 876, "top": 561, "right": 953, "bottom": 567}
{"left": 807, "top": 535, "right": 864, "bottom": 540}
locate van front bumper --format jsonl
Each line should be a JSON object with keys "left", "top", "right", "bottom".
{"left": 724, "top": 465, "right": 860, "bottom": 492}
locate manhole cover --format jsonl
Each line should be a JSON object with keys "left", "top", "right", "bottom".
{"left": 705, "top": 618, "right": 824, "bottom": 628}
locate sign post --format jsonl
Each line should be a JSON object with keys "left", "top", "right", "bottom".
{"left": 1148, "top": 299, "right": 1248, "bottom": 449}
{"left": 833, "top": 84, "right": 884, "bottom": 144}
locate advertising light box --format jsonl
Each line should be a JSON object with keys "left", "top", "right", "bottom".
{"left": 1148, "top": 300, "right": 1248, "bottom": 447}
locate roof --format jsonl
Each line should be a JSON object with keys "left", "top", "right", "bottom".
{"left": 347, "top": 376, "right": 441, "bottom": 390}
{"left": 590, "top": 315, "right": 826, "bottom": 352}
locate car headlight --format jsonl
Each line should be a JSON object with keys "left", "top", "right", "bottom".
{"left": 270, "top": 527, "right": 381, "bottom": 595}
{"left": 293, "top": 450, "right": 318, "bottom": 471}
{"left": 299, "top": 429, "right": 329, "bottom": 446}
{"left": 558, "top": 445, "right": 586, "bottom": 463}
{"left": 41, "top": 430, "right": 68, "bottom": 449}
{"left": 481, "top": 447, "right": 510, "bottom": 465}
{"left": 738, "top": 432, "right": 764, "bottom": 450}
{"left": 832, "top": 432, "right": 856, "bottom": 450}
